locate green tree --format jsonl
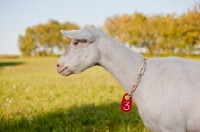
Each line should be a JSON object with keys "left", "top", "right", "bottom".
{"left": 18, "top": 20, "right": 79, "bottom": 56}
{"left": 181, "top": 3, "right": 200, "bottom": 55}
{"left": 103, "top": 3, "right": 200, "bottom": 56}
{"left": 18, "top": 28, "right": 37, "bottom": 56}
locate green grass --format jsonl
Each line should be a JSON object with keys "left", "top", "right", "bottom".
{"left": 1, "top": 57, "right": 199, "bottom": 132}
{"left": 0, "top": 57, "right": 150, "bottom": 132}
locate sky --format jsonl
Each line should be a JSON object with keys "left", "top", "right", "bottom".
{"left": 0, "top": 0, "right": 199, "bottom": 55}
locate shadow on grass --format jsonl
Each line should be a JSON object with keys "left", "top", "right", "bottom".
{"left": 0, "top": 62, "right": 25, "bottom": 68}
{"left": 0, "top": 102, "right": 148, "bottom": 132}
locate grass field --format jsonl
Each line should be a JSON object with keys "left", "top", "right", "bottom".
{"left": 0, "top": 57, "right": 151, "bottom": 132}
{"left": 1, "top": 57, "right": 199, "bottom": 132}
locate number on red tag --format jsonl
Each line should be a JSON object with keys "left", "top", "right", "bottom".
{"left": 120, "top": 93, "right": 132, "bottom": 112}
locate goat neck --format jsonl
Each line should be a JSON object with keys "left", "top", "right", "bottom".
{"left": 97, "top": 34, "right": 144, "bottom": 94}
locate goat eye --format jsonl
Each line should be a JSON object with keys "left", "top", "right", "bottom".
{"left": 73, "top": 41, "right": 78, "bottom": 46}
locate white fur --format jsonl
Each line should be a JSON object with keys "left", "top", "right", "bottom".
{"left": 57, "top": 28, "right": 200, "bottom": 132}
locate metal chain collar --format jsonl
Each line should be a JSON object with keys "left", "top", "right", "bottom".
{"left": 127, "top": 58, "right": 147, "bottom": 99}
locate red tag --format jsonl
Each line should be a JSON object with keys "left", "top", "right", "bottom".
{"left": 120, "top": 93, "right": 132, "bottom": 112}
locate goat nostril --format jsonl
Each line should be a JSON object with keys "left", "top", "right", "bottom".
{"left": 57, "top": 62, "right": 64, "bottom": 68}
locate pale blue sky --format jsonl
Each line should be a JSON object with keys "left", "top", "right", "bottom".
{"left": 0, "top": 0, "right": 198, "bottom": 54}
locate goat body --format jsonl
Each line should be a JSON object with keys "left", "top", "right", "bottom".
{"left": 57, "top": 28, "right": 200, "bottom": 132}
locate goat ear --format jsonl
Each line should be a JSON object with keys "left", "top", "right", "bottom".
{"left": 60, "top": 30, "right": 95, "bottom": 43}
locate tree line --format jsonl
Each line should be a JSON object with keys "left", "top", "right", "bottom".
{"left": 18, "top": 20, "right": 79, "bottom": 56}
{"left": 18, "top": 3, "right": 200, "bottom": 56}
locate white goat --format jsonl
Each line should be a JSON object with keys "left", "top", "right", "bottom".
{"left": 57, "top": 28, "right": 200, "bottom": 132}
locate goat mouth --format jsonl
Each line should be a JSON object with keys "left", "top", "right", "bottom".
{"left": 58, "top": 66, "right": 68, "bottom": 73}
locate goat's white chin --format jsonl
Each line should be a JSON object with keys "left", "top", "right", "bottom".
{"left": 74, "top": 70, "right": 82, "bottom": 74}
{"left": 59, "top": 70, "right": 73, "bottom": 77}
{"left": 63, "top": 70, "right": 81, "bottom": 76}
{"left": 63, "top": 72, "right": 73, "bottom": 77}
{"left": 65, "top": 73, "right": 73, "bottom": 76}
